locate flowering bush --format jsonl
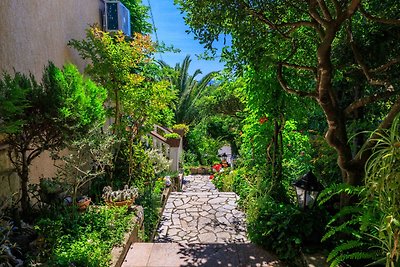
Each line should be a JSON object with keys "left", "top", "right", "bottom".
{"left": 146, "top": 149, "right": 172, "bottom": 175}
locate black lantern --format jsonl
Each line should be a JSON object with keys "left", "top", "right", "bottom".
{"left": 220, "top": 153, "right": 228, "bottom": 162}
{"left": 292, "top": 170, "right": 324, "bottom": 209}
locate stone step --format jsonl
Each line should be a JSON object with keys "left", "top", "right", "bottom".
{"left": 121, "top": 242, "right": 283, "bottom": 267}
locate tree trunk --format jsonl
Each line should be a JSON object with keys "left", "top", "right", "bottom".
{"left": 20, "top": 151, "right": 30, "bottom": 218}
{"left": 317, "top": 27, "right": 364, "bottom": 205}
{"left": 268, "top": 117, "right": 286, "bottom": 202}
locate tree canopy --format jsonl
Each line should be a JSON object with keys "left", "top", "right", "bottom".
{"left": 175, "top": 0, "right": 400, "bottom": 188}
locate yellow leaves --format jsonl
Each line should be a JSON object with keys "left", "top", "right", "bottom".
{"left": 127, "top": 73, "right": 145, "bottom": 86}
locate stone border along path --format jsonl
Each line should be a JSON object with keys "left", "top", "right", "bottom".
{"left": 122, "top": 175, "right": 284, "bottom": 267}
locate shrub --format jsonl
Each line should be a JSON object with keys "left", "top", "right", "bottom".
{"left": 247, "top": 196, "right": 329, "bottom": 265}
{"left": 34, "top": 206, "right": 134, "bottom": 266}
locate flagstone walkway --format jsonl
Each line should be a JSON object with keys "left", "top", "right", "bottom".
{"left": 122, "top": 175, "right": 283, "bottom": 267}
{"left": 155, "top": 175, "right": 248, "bottom": 244}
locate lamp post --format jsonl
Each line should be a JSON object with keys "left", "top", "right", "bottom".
{"left": 220, "top": 153, "right": 229, "bottom": 168}
{"left": 292, "top": 170, "right": 324, "bottom": 209}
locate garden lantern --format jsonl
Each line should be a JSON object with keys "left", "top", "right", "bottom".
{"left": 220, "top": 153, "right": 228, "bottom": 162}
{"left": 292, "top": 170, "right": 324, "bottom": 209}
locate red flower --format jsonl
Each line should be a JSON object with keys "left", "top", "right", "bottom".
{"left": 213, "top": 164, "right": 222, "bottom": 172}
{"left": 259, "top": 116, "right": 268, "bottom": 124}
{"left": 209, "top": 175, "right": 214, "bottom": 180}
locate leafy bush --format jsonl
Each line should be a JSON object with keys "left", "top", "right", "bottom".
{"left": 146, "top": 149, "right": 172, "bottom": 175}
{"left": 212, "top": 167, "right": 251, "bottom": 207}
{"left": 247, "top": 196, "right": 329, "bottom": 265}
{"left": 164, "top": 132, "right": 180, "bottom": 139}
{"left": 34, "top": 206, "right": 134, "bottom": 267}
{"left": 172, "top": 123, "right": 189, "bottom": 135}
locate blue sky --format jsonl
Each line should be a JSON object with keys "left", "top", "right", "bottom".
{"left": 147, "top": 0, "right": 226, "bottom": 77}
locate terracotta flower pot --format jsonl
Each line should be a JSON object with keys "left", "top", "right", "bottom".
{"left": 105, "top": 198, "right": 134, "bottom": 207}
{"left": 77, "top": 197, "right": 91, "bottom": 211}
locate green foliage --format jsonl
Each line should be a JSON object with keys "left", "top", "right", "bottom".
{"left": 53, "top": 126, "right": 115, "bottom": 203}
{"left": 363, "top": 115, "right": 400, "bottom": 216}
{"left": 310, "top": 135, "right": 342, "bottom": 186}
{"left": 185, "top": 120, "right": 221, "bottom": 166}
{"left": 247, "top": 196, "right": 328, "bottom": 264}
{"left": 212, "top": 167, "right": 252, "bottom": 206}
{"left": 69, "top": 27, "right": 175, "bottom": 135}
{"left": 146, "top": 149, "right": 172, "bottom": 175}
{"left": 172, "top": 123, "right": 190, "bottom": 135}
{"left": 34, "top": 206, "right": 135, "bottom": 267}
{"left": 135, "top": 179, "right": 164, "bottom": 241}
{"left": 159, "top": 55, "right": 217, "bottom": 124}
{"left": 0, "top": 72, "right": 30, "bottom": 133}
{"left": 164, "top": 132, "right": 180, "bottom": 140}
{"left": 319, "top": 184, "right": 388, "bottom": 266}
{"left": 0, "top": 63, "right": 106, "bottom": 216}
{"left": 113, "top": 142, "right": 155, "bottom": 191}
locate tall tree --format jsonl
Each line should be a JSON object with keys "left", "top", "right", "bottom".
{"left": 69, "top": 27, "right": 174, "bottom": 136}
{"left": 175, "top": 0, "right": 400, "bottom": 192}
{"left": 159, "top": 55, "right": 217, "bottom": 124}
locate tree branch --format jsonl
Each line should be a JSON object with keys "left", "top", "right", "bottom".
{"left": 308, "top": 0, "right": 329, "bottom": 27}
{"left": 371, "top": 57, "right": 400, "bottom": 73}
{"left": 354, "top": 94, "right": 400, "bottom": 162}
{"left": 347, "top": 24, "right": 392, "bottom": 88}
{"left": 360, "top": 5, "right": 400, "bottom": 25}
{"left": 317, "top": 0, "right": 332, "bottom": 21}
{"left": 346, "top": 0, "right": 361, "bottom": 19}
{"left": 277, "top": 63, "right": 318, "bottom": 98}
{"left": 281, "top": 62, "right": 317, "bottom": 73}
{"left": 344, "top": 91, "right": 398, "bottom": 116}
{"left": 240, "top": 1, "right": 290, "bottom": 39}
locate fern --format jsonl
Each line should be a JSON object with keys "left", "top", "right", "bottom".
{"left": 330, "top": 252, "right": 380, "bottom": 267}
{"left": 327, "top": 240, "right": 367, "bottom": 262}
{"left": 318, "top": 183, "right": 365, "bottom": 206}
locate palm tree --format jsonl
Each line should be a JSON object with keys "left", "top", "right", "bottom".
{"left": 159, "top": 55, "right": 217, "bottom": 124}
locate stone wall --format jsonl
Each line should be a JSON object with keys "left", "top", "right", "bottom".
{"left": 0, "top": 0, "right": 102, "bottom": 203}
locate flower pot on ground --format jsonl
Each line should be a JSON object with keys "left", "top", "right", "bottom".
{"left": 102, "top": 185, "right": 138, "bottom": 207}
{"left": 77, "top": 196, "right": 91, "bottom": 211}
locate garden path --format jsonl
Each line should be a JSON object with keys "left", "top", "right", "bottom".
{"left": 121, "top": 175, "right": 283, "bottom": 266}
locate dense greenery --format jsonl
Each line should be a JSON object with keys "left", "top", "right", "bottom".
{"left": 171, "top": 1, "right": 400, "bottom": 265}
{"left": 33, "top": 206, "right": 135, "bottom": 267}
{"left": 0, "top": 63, "right": 106, "bottom": 217}
{"left": 1, "top": 1, "right": 400, "bottom": 266}
{"left": 175, "top": 0, "right": 400, "bottom": 191}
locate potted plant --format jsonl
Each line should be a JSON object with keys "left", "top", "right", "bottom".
{"left": 102, "top": 185, "right": 138, "bottom": 207}
{"left": 172, "top": 124, "right": 189, "bottom": 137}
{"left": 76, "top": 195, "right": 91, "bottom": 211}
{"left": 164, "top": 132, "right": 181, "bottom": 147}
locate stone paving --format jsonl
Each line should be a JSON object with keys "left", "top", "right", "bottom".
{"left": 155, "top": 175, "right": 248, "bottom": 244}
{"left": 122, "top": 175, "right": 284, "bottom": 266}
